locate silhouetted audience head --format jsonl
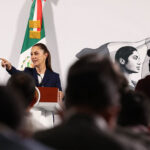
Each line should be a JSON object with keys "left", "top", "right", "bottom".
{"left": 7, "top": 72, "right": 35, "bottom": 108}
{"left": 65, "top": 54, "right": 126, "bottom": 114}
{"left": 0, "top": 86, "right": 24, "bottom": 130}
{"left": 135, "top": 75, "right": 150, "bottom": 100}
{"left": 118, "top": 90, "right": 150, "bottom": 127}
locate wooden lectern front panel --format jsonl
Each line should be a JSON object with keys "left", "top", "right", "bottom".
{"left": 38, "top": 87, "right": 58, "bottom": 103}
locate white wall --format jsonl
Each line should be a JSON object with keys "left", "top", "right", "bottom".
{"left": 0, "top": 0, "right": 150, "bottom": 90}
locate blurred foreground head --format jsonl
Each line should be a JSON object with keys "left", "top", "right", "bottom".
{"left": 65, "top": 54, "right": 127, "bottom": 114}
{"left": 0, "top": 86, "right": 24, "bottom": 130}
{"left": 7, "top": 72, "right": 36, "bottom": 108}
{"left": 135, "top": 75, "right": 150, "bottom": 100}
{"left": 118, "top": 90, "right": 150, "bottom": 128}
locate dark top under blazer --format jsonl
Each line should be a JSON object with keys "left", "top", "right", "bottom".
{"left": 7, "top": 66, "right": 62, "bottom": 91}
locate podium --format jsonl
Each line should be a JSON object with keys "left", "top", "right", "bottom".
{"left": 32, "top": 87, "right": 59, "bottom": 111}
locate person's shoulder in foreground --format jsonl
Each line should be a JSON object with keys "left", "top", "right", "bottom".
{"left": 33, "top": 112, "right": 145, "bottom": 150}
{"left": 0, "top": 131, "right": 54, "bottom": 150}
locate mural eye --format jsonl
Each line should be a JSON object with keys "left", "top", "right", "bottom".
{"left": 133, "top": 56, "right": 138, "bottom": 60}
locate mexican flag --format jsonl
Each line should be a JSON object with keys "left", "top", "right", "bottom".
{"left": 18, "top": 0, "right": 46, "bottom": 70}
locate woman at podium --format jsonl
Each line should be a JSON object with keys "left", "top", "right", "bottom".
{"left": 0, "top": 43, "right": 62, "bottom": 96}
{"left": 1, "top": 43, "right": 63, "bottom": 128}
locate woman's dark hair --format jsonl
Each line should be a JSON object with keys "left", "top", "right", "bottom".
{"left": 33, "top": 43, "right": 53, "bottom": 71}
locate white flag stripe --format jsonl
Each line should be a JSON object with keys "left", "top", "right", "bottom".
{"left": 42, "top": 1, "right": 45, "bottom": 8}
{"left": 33, "top": 0, "right": 38, "bottom": 31}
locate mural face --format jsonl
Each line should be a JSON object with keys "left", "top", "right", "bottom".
{"left": 76, "top": 38, "right": 150, "bottom": 89}
{"left": 124, "top": 51, "right": 141, "bottom": 73}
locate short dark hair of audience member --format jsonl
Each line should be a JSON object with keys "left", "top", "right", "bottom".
{"left": 135, "top": 75, "right": 150, "bottom": 100}
{"left": 115, "top": 46, "right": 141, "bottom": 73}
{"left": 65, "top": 54, "right": 127, "bottom": 128}
{"left": 0, "top": 86, "right": 24, "bottom": 130}
{"left": 118, "top": 90, "right": 150, "bottom": 128}
{"left": 7, "top": 72, "right": 36, "bottom": 108}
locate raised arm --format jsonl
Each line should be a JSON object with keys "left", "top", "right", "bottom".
{"left": 0, "top": 58, "right": 12, "bottom": 70}
{"left": 0, "top": 58, "right": 21, "bottom": 75}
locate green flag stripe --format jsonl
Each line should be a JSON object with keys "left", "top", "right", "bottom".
{"left": 28, "top": 0, "right": 36, "bottom": 32}
{"left": 29, "top": 0, "right": 36, "bottom": 21}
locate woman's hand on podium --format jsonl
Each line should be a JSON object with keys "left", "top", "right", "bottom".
{"left": 58, "top": 91, "right": 64, "bottom": 102}
{"left": 0, "top": 58, "right": 12, "bottom": 70}
{"left": 57, "top": 91, "right": 64, "bottom": 110}
{"left": 56, "top": 91, "right": 65, "bottom": 120}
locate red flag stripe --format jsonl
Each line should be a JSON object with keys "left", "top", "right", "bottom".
{"left": 37, "top": 0, "right": 42, "bottom": 31}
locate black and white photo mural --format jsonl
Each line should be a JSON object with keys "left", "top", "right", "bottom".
{"left": 76, "top": 38, "right": 150, "bottom": 89}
